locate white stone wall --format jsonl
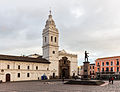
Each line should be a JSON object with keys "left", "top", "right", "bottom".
{"left": 78, "top": 66, "right": 83, "bottom": 75}
{"left": 48, "top": 45, "right": 59, "bottom": 77}
{"left": 0, "top": 60, "right": 50, "bottom": 82}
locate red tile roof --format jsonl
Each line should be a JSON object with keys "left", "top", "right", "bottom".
{"left": 0, "top": 54, "right": 50, "bottom": 64}
{"left": 96, "top": 56, "right": 120, "bottom": 60}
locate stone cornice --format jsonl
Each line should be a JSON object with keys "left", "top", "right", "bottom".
{"left": 0, "top": 69, "right": 50, "bottom": 72}
{"left": 42, "top": 44, "right": 59, "bottom": 48}
{"left": 42, "top": 30, "right": 59, "bottom": 35}
{"left": 59, "top": 52, "right": 77, "bottom": 58}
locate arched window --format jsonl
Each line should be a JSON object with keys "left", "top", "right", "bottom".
{"left": 51, "top": 36, "right": 53, "bottom": 42}
{"left": 45, "top": 37, "right": 47, "bottom": 42}
{"left": 36, "top": 66, "right": 38, "bottom": 70}
{"left": 18, "top": 65, "right": 20, "bottom": 69}
{"left": 55, "top": 37, "right": 56, "bottom": 42}
{"left": 27, "top": 73, "right": 30, "bottom": 77}
{"left": 27, "top": 66, "right": 30, "bottom": 70}
{"left": 7, "top": 65, "right": 10, "bottom": 69}
{"left": 18, "top": 73, "right": 20, "bottom": 78}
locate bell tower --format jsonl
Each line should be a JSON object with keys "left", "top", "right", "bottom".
{"left": 42, "top": 10, "right": 59, "bottom": 77}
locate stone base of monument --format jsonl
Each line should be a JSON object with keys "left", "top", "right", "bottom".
{"left": 82, "top": 75, "right": 90, "bottom": 80}
{"left": 64, "top": 80, "right": 105, "bottom": 85}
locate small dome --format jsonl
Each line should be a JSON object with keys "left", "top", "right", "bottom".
{"left": 45, "top": 12, "right": 56, "bottom": 27}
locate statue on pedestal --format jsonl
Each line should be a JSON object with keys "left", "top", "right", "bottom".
{"left": 85, "top": 51, "right": 89, "bottom": 62}
{"left": 83, "top": 51, "right": 90, "bottom": 79}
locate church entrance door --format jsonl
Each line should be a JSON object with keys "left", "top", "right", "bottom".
{"left": 59, "top": 57, "right": 70, "bottom": 79}
{"left": 62, "top": 68, "right": 69, "bottom": 78}
{"left": 6, "top": 74, "right": 10, "bottom": 82}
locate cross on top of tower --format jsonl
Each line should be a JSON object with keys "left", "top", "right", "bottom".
{"left": 49, "top": 7, "right": 52, "bottom": 15}
{"left": 48, "top": 9, "right": 52, "bottom": 19}
{"left": 49, "top": 10, "right": 51, "bottom": 15}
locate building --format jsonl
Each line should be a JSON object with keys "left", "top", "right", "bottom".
{"left": 90, "top": 63, "right": 95, "bottom": 79}
{"left": 0, "top": 11, "right": 78, "bottom": 82}
{"left": 78, "top": 63, "right": 95, "bottom": 79}
{"left": 0, "top": 55, "right": 50, "bottom": 82}
{"left": 95, "top": 56, "right": 120, "bottom": 79}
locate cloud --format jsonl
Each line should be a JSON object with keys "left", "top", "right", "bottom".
{"left": 71, "top": 8, "right": 85, "bottom": 18}
{"left": 0, "top": 0, "right": 120, "bottom": 65}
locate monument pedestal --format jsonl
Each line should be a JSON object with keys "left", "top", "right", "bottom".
{"left": 65, "top": 80, "right": 105, "bottom": 85}
{"left": 64, "top": 51, "right": 105, "bottom": 85}
{"left": 82, "top": 61, "right": 90, "bottom": 80}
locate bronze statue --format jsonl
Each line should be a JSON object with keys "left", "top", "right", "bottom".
{"left": 85, "top": 51, "right": 89, "bottom": 62}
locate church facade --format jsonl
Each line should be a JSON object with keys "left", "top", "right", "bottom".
{"left": 0, "top": 11, "right": 78, "bottom": 82}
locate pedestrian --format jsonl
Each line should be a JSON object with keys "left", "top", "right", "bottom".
{"left": 111, "top": 77, "right": 114, "bottom": 84}
{"left": 109, "top": 77, "right": 111, "bottom": 83}
{"left": 62, "top": 77, "right": 65, "bottom": 83}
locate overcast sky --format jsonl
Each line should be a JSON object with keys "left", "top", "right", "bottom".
{"left": 0, "top": 0, "right": 120, "bottom": 65}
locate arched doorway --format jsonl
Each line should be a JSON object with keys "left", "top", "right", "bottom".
{"left": 6, "top": 74, "right": 10, "bottom": 82}
{"left": 62, "top": 68, "right": 69, "bottom": 78}
{"left": 53, "top": 73, "right": 55, "bottom": 78}
{"left": 59, "top": 57, "right": 70, "bottom": 79}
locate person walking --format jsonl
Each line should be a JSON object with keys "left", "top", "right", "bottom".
{"left": 111, "top": 77, "right": 114, "bottom": 84}
{"left": 62, "top": 77, "right": 65, "bottom": 83}
{"left": 109, "top": 77, "right": 111, "bottom": 83}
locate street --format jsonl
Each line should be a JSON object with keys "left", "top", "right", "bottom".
{"left": 0, "top": 80, "right": 119, "bottom": 92}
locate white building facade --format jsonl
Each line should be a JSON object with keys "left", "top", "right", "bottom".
{"left": 0, "top": 55, "right": 50, "bottom": 82}
{"left": 0, "top": 11, "right": 78, "bottom": 82}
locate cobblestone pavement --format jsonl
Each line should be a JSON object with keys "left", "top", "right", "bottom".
{"left": 0, "top": 81, "right": 120, "bottom": 92}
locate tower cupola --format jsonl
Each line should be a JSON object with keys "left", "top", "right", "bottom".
{"left": 45, "top": 10, "right": 56, "bottom": 28}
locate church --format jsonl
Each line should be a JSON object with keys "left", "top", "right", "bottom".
{"left": 0, "top": 11, "right": 78, "bottom": 82}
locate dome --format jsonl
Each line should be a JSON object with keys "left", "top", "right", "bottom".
{"left": 45, "top": 12, "right": 56, "bottom": 27}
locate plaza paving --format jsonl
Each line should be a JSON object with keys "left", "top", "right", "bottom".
{"left": 0, "top": 80, "right": 120, "bottom": 92}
